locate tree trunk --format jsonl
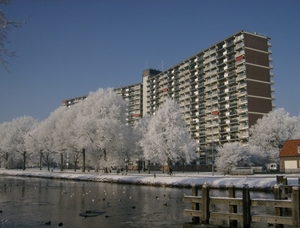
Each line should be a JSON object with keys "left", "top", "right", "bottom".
{"left": 4, "top": 153, "right": 9, "bottom": 169}
{"left": 39, "top": 151, "right": 43, "bottom": 170}
{"left": 22, "top": 151, "right": 26, "bottom": 170}
{"left": 138, "top": 160, "right": 141, "bottom": 173}
{"left": 60, "top": 153, "right": 63, "bottom": 171}
{"left": 82, "top": 148, "right": 85, "bottom": 172}
{"left": 74, "top": 160, "right": 77, "bottom": 172}
{"left": 47, "top": 160, "right": 50, "bottom": 171}
{"left": 147, "top": 160, "right": 150, "bottom": 174}
{"left": 103, "top": 149, "right": 108, "bottom": 173}
{"left": 167, "top": 157, "right": 171, "bottom": 175}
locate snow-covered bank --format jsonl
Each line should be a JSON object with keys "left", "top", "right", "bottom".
{"left": 0, "top": 169, "right": 299, "bottom": 190}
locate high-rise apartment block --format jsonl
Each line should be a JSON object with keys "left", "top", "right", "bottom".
{"left": 115, "top": 83, "right": 143, "bottom": 126}
{"left": 63, "top": 30, "right": 274, "bottom": 164}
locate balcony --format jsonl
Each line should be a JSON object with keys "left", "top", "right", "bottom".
{"left": 237, "top": 73, "right": 246, "bottom": 81}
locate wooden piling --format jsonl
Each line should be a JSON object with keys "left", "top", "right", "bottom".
{"left": 276, "top": 175, "right": 284, "bottom": 184}
{"left": 291, "top": 186, "right": 299, "bottom": 228}
{"left": 191, "top": 184, "right": 199, "bottom": 224}
{"left": 242, "top": 185, "right": 251, "bottom": 228}
{"left": 274, "top": 184, "right": 283, "bottom": 228}
{"left": 201, "top": 183, "right": 210, "bottom": 224}
{"left": 228, "top": 184, "right": 237, "bottom": 228}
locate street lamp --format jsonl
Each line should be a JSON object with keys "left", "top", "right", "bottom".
{"left": 211, "top": 110, "right": 219, "bottom": 176}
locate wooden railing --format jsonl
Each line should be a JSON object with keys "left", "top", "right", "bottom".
{"left": 183, "top": 183, "right": 300, "bottom": 228}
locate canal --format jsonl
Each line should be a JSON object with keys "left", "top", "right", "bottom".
{"left": 0, "top": 176, "right": 191, "bottom": 227}
{"left": 0, "top": 176, "right": 292, "bottom": 228}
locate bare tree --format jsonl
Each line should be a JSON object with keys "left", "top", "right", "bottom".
{"left": 0, "top": 0, "right": 22, "bottom": 71}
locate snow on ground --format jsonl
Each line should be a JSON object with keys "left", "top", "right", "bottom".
{"left": 0, "top": 168, "right": 299, "bottom": 190}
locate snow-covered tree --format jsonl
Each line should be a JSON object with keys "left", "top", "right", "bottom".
{"left": 248, "top": 145, "right": 278, "bottom": 167}
{"left": 215, "top": 142, "right": 251, "bottom": 174}
{"left": 0, "top": 0, "right": 22, "bottom": 71}
{"left": 69, "top": 88, "right": 130, "bottom": 172}
{"left": 28, "top": 115, "right": 59, "bottom": 171}
{"left": 133, "top": 114, "right": 151, "bottom": 172}
{"left": 215, "top": 109, "right": 300, "bottom": 173}
{"left": 6, "top": 116, "right": 39, "bottom": 170}
{"left": 139, "top": 98, "right": 197, "bottom": 174}
{"left": 249, "top": 108, "right": 300, "bottom": 150}
{"left": 48, "top": 107, "right": 74, "bottom": 171}
{"left": 0, "top": 121, "right": 12, "bottom": 168}
{"left": 248, "top": 108, "right": 300, "bottom": 166}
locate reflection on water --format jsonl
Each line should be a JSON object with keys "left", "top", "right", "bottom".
{"left": 0, "top": 177, "right": 293, "bottom": 228}
{"left": 0, "top": 176, "right": 191, "bottom": 228}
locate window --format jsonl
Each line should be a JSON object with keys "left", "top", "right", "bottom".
{"left": 298, "top": 146, "right": 300, "bottom": 153}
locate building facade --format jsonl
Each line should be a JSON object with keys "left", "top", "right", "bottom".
{"left": 115, "top": 83, "right": 143, "bottom": 126}
{"left": 63, "top": 30, "right": 274, "bottom": 165}
{"left": 142, "top": 31, "right": 274, "bottom": 164}
{"left": 279, "top": 139, "right": 300, "bottom": 173}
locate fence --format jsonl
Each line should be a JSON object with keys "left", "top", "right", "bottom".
{"left": 183, "top": 183, "right": 300, "bottom": 228}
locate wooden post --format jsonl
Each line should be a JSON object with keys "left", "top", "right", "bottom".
{"left": 201, "top": 183, "right": 210, "bottom": 224}
{"left": 283, "top": 176, "right": 287, "bottom": 185}
{"left": 228, "top": 184, "right": 237, "bottom": 228}
{"left": 291, "top": 186, "right": 299, "bottom": 228}
{"left": 276, "top": 175, "right": 284, "bottom": 184}
{"left": 191, "top": 184, "right": 199, "bottom": 223}
{"left": 242, "top": 185, "right": 251, "bottom": 228}
{"left": 274, "top": 184, "right": 283, "bottom": 228}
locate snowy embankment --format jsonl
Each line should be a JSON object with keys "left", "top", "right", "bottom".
{"left": 0, "top": 169, "right": 298, "bottom": 190}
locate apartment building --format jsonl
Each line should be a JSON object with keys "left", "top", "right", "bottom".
{"left": 115, "top": 83, "right": 143, "bottom": 126}
{"left": 142, "top": 31, "right": 274, "bottom": 164}
{"left": 63, "top": 30, "right": 274, "bottom": 164}
{"left": 62, "top": 95, "right": 87, "bottom": 107}
{"left": 62, "top": 85, "right": 143, "bottom": 127}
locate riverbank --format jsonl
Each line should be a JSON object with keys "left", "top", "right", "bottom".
{"left": 0, "top": 168, "right": 299, "bottom": 190}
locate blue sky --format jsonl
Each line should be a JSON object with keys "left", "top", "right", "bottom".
{"left": 0, "top": 0, "right": 299, "bottom": 123}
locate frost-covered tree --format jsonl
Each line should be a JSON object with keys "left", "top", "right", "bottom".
{"left": 6, "top": 116, "right": 39, "bottom": 170}
{"left": 69, "top": 88, "right": 130, "bottom": 172}
{"left": 0, "top": 121, "right": 11, "bottom": 168}
{"left": 215, "top": 109, "right": 300, "bottom": 173}
{"left": 248, "top": 145, "right": 278, "bottom": 167}
{"left": 134, "top": 114, "right": 151, "bottom": 172}
{"left": 249, "top": 108, "right": 300, "bottom": 166}
{"left": 48, "top": 107, "right": 75, "bottom": 171}
{"left": 139, "top": 98, "right": 197, "bottom": 174}
{"left": 0, "top": 0, "right": 22, "bottom": 71}
{"left": 215, "top": 142, "right": 251, "bottom": 174}
{"left": 28, "top": 115, "right": 58, "bottom": 171}
{"left": 249, "top": 108, "right": 300, "bottom": 150}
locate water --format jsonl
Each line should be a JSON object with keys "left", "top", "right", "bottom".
{"left": 0, "top": 176, "right": 191, "bottom": 228}
{"left": 0, "top": 176, "right": 292, "bottom": 228}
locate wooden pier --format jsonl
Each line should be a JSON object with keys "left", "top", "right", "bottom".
{"left": 183, "top": 182, "right": 300, "bottom": 228}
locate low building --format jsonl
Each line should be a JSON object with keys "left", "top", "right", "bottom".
{"left": 279, "top": 139, "right": 300, "bottom": 173}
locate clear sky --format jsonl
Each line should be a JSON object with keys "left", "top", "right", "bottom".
{"left": 0, "top": 0, "right": 299, "bottom": 123}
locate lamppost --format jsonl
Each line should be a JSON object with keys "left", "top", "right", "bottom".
{"left": 211, "top": 123, "right": 214, "bottom": 176}
{"left": 211, "top": 110, "right": 219, "bottom": 176}
{"left": 29, "top": 134, "right": 43, "bottom": 170}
